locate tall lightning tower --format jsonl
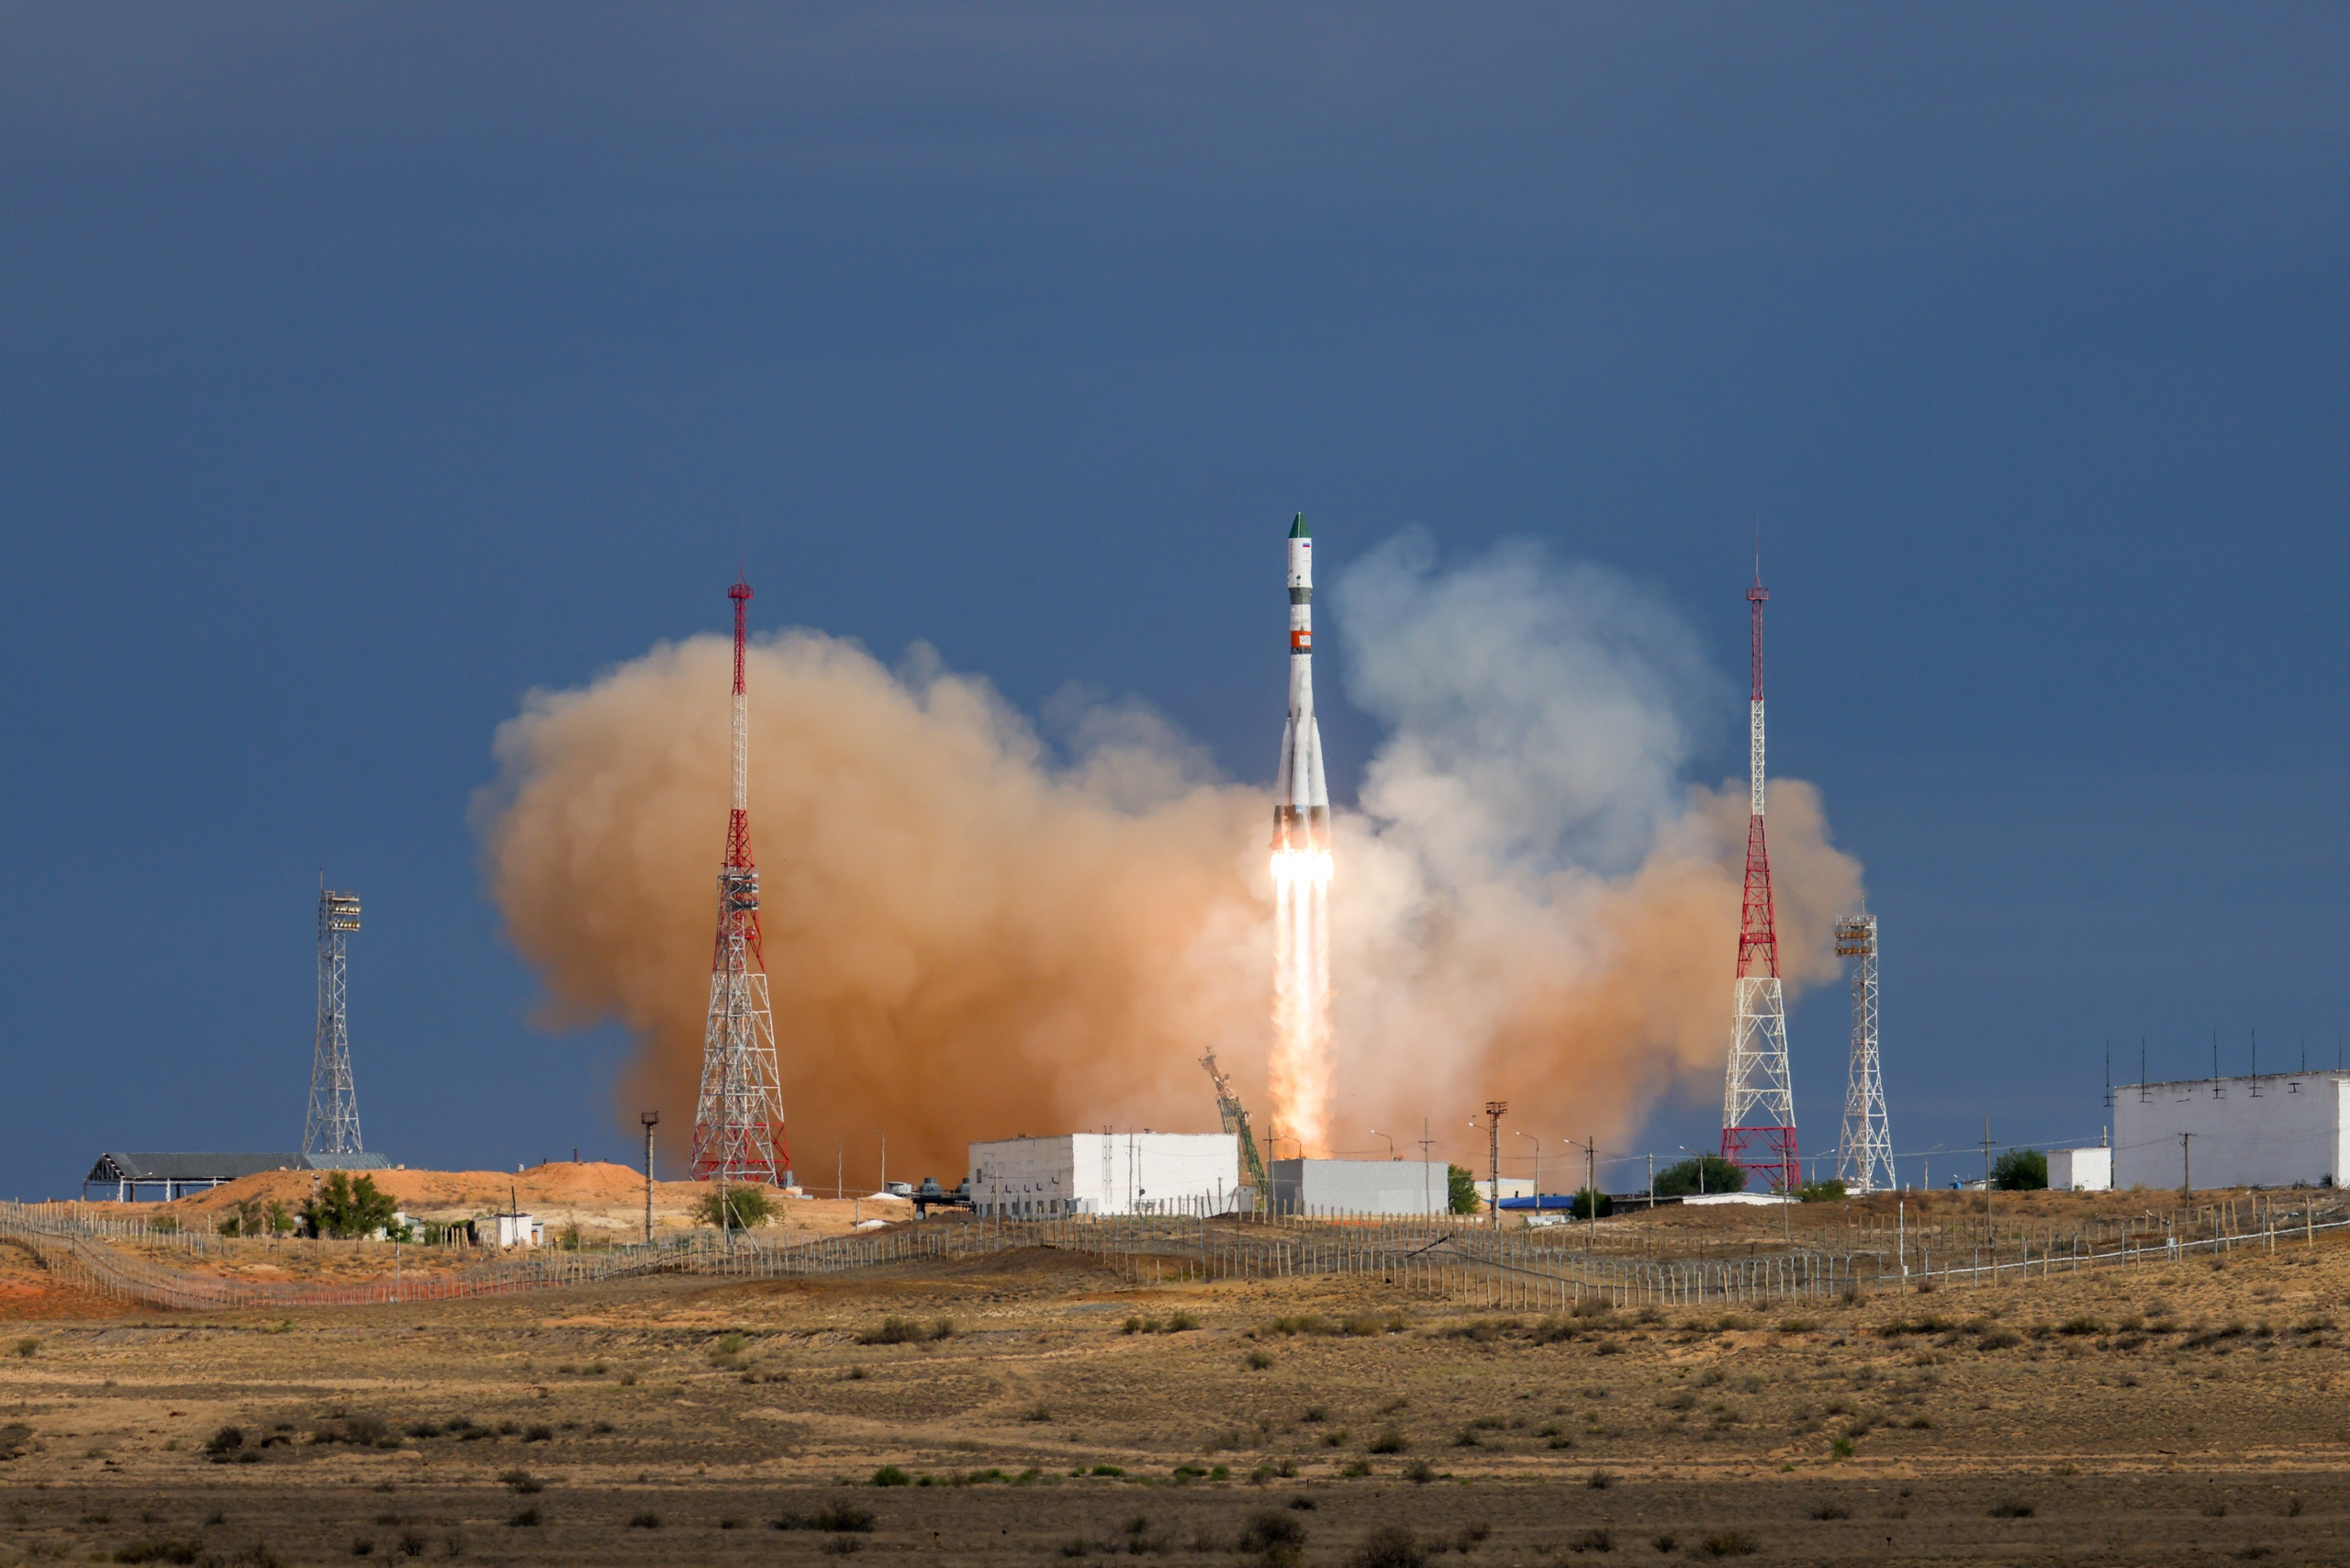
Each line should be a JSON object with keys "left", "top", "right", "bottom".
{"left": 1834, "top": 913, "right": 1893, "bottom": 1193}
{"left": 303, "top": 885, "right": 365, "bottom": 1157}
{"left": 689, "top": 577, "right": 792, "bottom": 1187}
{"left": 1720, "top": 566, "right": 1798, "bottom": 1192}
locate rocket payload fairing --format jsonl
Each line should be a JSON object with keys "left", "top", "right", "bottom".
{"left": 1272, "top": 513, "right": 1330, "bottom": 855}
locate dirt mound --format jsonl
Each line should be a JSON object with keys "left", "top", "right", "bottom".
{"left": 151, "top": 1163, "right": 699, "bottom": 1223}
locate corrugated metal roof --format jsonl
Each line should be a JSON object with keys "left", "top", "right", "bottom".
{"left": 84, "top": 1151, "right": 393, "bottom": 1182}
{"left": 87, "top": 1152, "right": 306, "bottom": 1182}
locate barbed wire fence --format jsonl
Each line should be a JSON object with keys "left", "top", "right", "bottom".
{"left": 7, "top": 1191, "right": 2350, "bottom": 1316}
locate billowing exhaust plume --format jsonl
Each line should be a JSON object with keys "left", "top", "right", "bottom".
{"left": 476, "top": 537, "right": 1861, "bottom": 1182}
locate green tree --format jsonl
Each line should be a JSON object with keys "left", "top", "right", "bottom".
{"left": 1796, "top": 1178, "right": 1847, "bottom": 1203}
{"left": 1990, "top": 1149, "right": 2048, "bottom": 1191}
{"left": 699, "top": 1186, "right": 774, "bottom": 1230}
{"left": 1653, "top": 1155, "right": 1747, "bottom": 1198}
{"left": 299, "top": 1172, "right": 399, "bottom": 1239}
{"left": 1567, "top": 1188, "right": 1612, "bottom": 1220}
{"left": 1446, "top": 1164, "right": 1482, "bottom": 1215}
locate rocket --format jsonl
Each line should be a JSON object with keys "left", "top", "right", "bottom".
{"left": 1272, "top": 513, "right": 1330, "bottom": 855}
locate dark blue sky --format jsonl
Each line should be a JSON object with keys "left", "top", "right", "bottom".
{"left": 4, "top": 6, "right": 2345, "bottom": 1198}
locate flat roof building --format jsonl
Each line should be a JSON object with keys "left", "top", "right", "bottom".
{"left": 1269, "top": 1158, "right": 1449, "bottom": 1216}
{"left": 2114, "top": 1073, "right": 2350, "bottom": 1191}
{"left": 83, "top": 1150, "right": 392, "bottom": 1204}
{"left": 967, "top": 1133, "right": 1242, "bottom": 1217}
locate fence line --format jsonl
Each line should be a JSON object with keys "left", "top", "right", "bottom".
{"left": 8, "top": 1193, "right": 2350, "bottom": 1315}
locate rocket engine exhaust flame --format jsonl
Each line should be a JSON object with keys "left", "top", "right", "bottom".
{"left": 474, "top": 532, "right": 1861, "bottom": 1183}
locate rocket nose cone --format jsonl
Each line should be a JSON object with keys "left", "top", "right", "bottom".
{"left": 1288, "top": 513, "right": 1309, "bottom": 539}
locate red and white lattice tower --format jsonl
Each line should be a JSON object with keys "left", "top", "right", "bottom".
{"left": 1720, "top": 565, "right": 1798, "bottom": 1192}
{"left": 689, "top": 577, "right": 791, "bottom": 1186}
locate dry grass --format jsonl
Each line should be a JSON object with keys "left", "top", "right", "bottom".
{"left": 0, "top": 1196, "right": 2346, "bottom": 1562}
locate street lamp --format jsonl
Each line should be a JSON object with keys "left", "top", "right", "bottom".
{"left": 1677, "top": 1145, "right": 1707, "bottom": 1197}
{"left": 1369, "top": 1128, "right": 1397, "bottom": 1160}
{"left": 1513, "top": 1129, "right": 1543, "bottom": 1212}
{"left": 639, "top": 1111, "right": 659, "bottom": 1244}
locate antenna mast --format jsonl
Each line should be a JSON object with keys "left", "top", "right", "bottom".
{"left": 1833, "top": 913, "right": 1891, "bottom": 1193}
{"left": 690, "top": 577, "right": 791, "bottom": 1186}
{"left": 1721, "top": 565, "right": 1798, "bottom": 1192}
{"left": 304, "top": 886, "right": 365, "bottom": 1157}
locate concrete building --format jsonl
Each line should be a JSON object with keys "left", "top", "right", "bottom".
{"left": 478, "top": 1212, "right": 541, "bottom": 1247}
{"left": 1269, "top": 1159, "right": 1449, "bottom": 1215}
{"left": 2047, "top": 1147, "right": 2112, "bottom": 1192}
{"left": 2114, "top": 1073, "right": 2350, "bottom": 1190}
{"left": 968, "top": 1133, "right": 1243, "bottom": 1217}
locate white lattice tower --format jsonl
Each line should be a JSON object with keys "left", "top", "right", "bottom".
{"left": 1721, "top": 566, "right": 1798, "bottom": 1191}
{"left": 1834, "top": 913, "right": 1894, "bottom": 1193}
{"left": 689, "top": 577, "right": 791, "bottom": 1186}
{"left": 304, "top": 887, "right": 365, "bottom": 1157}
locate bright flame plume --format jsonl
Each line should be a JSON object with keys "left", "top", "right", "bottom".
{"left": 1270, "top": 846, "right": 1333, "bottom": 1154}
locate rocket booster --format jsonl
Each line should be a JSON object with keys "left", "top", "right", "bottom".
{"left": 1272, "top": 513, "right": 1330, "bottom": 855}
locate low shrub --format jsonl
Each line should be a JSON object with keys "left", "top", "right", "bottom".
{"left": 1988, "top": 1501, "right": 2034, "bottom": 1518}
{"left": 1568, "top": 1528, "right": 1612, "bottom": 1553}
{"left": 205, "top": 1426, "right": 245, "bottom": 1460}
{"left": 498, "top": 1470, "right": 543, "bottom": 1495}
{"left": 627, "top": 1511, "right": 661, "bottom": 1529}
{"left": 1700, "top": 1530, "right": 1758, "bottom": 1557}
{"left": 1349, "top": 1526, "right": 1426, "bottom": 1568}
{"left": 112, "top": 1542, "right": 200, "bottom": 1564}
{"left": 871, "top": 1465, "right": 912, "bottom": 1487}
{"left": 1237, "top": 1512, "right": 1307, "bottom": 1551}
{"left": 1368, "top": 1430, "right": 1407, "bottom": 1454}
{"left": 506, "top": 1508, "right": 540, "bottom": 1529}
{"left": 775, "top": 1503, "right": 876, "bottom": 1533}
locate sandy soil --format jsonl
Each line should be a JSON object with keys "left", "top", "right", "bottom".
{"left": 102, "top": 1162, "right": 917, "bottom": 1246}
{"left": 1, "top": 1194, "right": 2344, "bottom": 1565}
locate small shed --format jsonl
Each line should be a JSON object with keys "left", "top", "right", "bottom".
{"left": 2047, "top": 1147, "right": 2113, "bottom": 1192}
{"left": 478, "top": 1212, "right": 541, "bottom": 1248}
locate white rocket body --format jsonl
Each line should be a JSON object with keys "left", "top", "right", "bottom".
{"left": 1272, "top": 514, "right": 1330, "bottom": 855}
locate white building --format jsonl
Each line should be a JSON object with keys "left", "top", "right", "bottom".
{"left": 2114, "top": 1073, "right": 2350, "bottom": 1190}
{"left": 1270, "top": 1159, "right": 1449, "bottom": 1215}
{"left": 968, "top": 1133, "right": 1243, "bottom": 1217}
{"left": 479, "top": 1212, "right": 541, "bottom": 1247}
{"left": 2047, "top": 1147, "right": 2112, "bottom": 1192}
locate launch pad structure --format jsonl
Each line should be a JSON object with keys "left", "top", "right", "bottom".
{"left": 688, "top": 577, "right": 791, "bottom": 1188}
{"left": 303, "top": 886, "right": 365, "bottom": 1159}
{"left": 1720, "top": 567, "right": 1799, "bottom": 1193}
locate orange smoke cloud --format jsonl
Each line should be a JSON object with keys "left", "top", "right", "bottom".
{"left": 475, "top": 543, "right": 1863, "bottom": 1183}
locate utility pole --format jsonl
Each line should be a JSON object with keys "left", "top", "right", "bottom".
{"left": 1483, "top": 1102, "right": 1507, "bottom": 1229}
{"left": 2181, "top": 1132, "right": 2193, "bottom": 1194}
{"left": 640, "top": 1111, "right": 659, "bottom": 1244}
{"left": 1586, "top": 1137, "right": 1597, "bottom": 1244}
{"left": 1981, "top": 1118, "right": 1993, "bottom": 1240}
{"left": 1418, "top": 1117, "right": 1434, "bottom": 1220}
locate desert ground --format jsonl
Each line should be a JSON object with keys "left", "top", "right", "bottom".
{"left": 3, "top": 1188, "right": 2344, "bottom": 1566}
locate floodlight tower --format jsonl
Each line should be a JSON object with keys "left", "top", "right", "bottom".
{"left": 1720, "top": 566, "right": 1798, "bottom": 1192}
{"left": 689, "top": 577, "right": 792, "bottom": 1187}
{"left": 1834, "top": 913, "right": 1894, "bottom": 1193}
{"left": 304, "top": 886, "right": 365, "bottom": 1157}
